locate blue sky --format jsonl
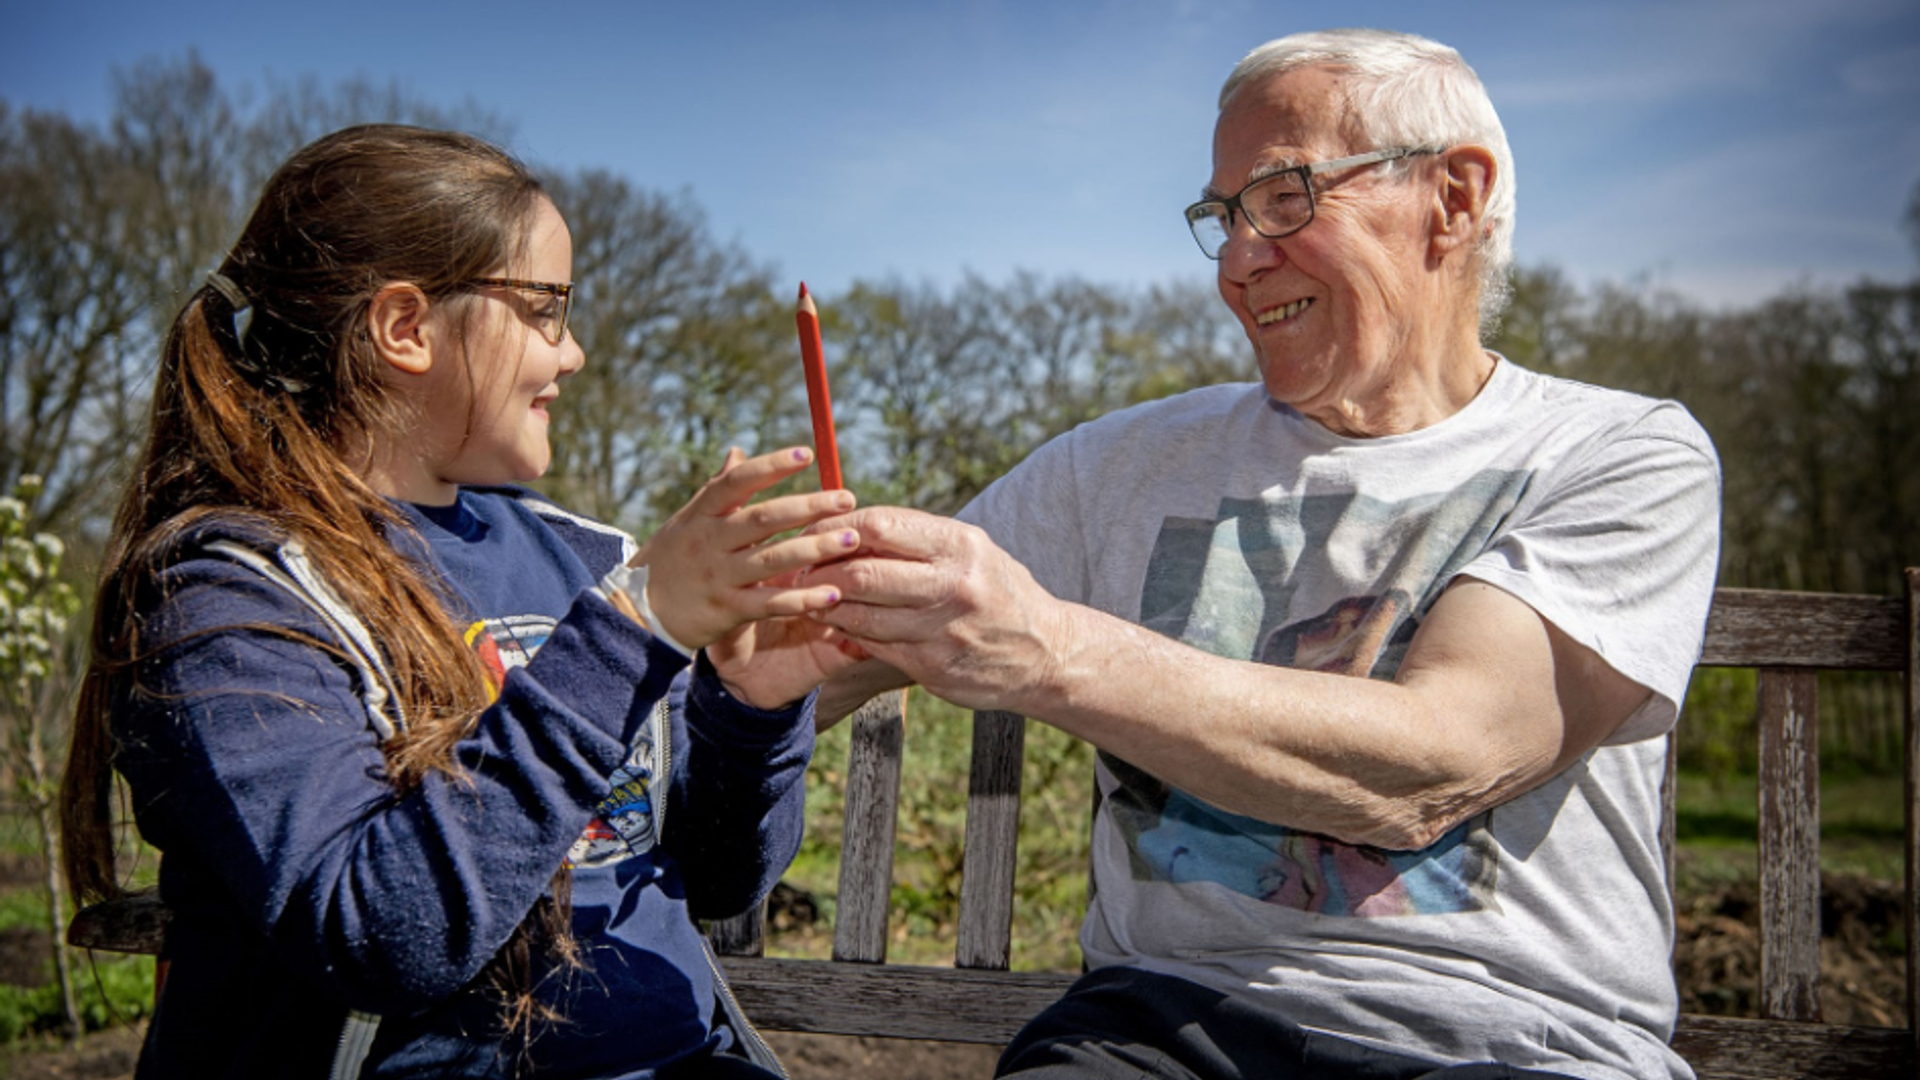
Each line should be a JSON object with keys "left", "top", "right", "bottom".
{"left": 6, "top": 0, "right": 1918, "bottom": 309}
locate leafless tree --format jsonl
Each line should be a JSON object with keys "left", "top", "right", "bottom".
{"left": 543, "top": 171, "right": 798, "bottom": 531}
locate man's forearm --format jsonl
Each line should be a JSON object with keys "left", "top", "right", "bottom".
{"left": 1008, "top": 601, "right": 1488, "bottom": 848}
{"left": 935, "top": 582, "right": 1629, "bottom": 851}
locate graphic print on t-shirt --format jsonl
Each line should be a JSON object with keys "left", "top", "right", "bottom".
{"left": 464, "top": 615, "right": 555, "bottom": 677}
{"left": 566, "top": 729, "right": 662, "bottom": 869}
{"left": 463, "top": 615, "right": 662, "bottom": 869}
{"left": 1110, "top": 475, "right": 1527, "bottom": 917}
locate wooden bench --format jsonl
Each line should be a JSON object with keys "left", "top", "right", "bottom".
{"left": 69, "top": 580, "right": 1920, "bottom": 1078}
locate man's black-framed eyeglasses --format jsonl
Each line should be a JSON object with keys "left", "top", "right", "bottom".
{"left": 466, "top": 277, "right": 575, "bottom": 345}
{"left": 1182, "top": 146, "right": 1444, "bottom": 260}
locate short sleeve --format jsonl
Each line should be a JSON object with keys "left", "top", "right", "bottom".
{"left": 957, "top": 430, "right": 1095, "bottom": 606}
{"left": 1462, "top": 402, "right": 1722, "bottom": 744}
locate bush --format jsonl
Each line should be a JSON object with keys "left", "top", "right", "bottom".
{"left": 1677, "top": 666, "right": 1905, "bottom": 778}
{"left": 0, "top": 952, "right": 154, "bottom": 1042}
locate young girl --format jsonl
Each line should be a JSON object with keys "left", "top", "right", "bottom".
{"left": 60, "top": 124, "right": 859, "bottom": 1079}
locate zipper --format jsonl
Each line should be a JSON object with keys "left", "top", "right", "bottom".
{"left": 652, "top": 696, "right": 671, "bottom": 844}
{"left": 700, "top": 938, "right": 788, "bottom": 1078}
{"left": 208, "top": 538, "right": 390, "bottom": 1079}
{"left": 328, "top": 1009, "right": 381, "bottom": 1080}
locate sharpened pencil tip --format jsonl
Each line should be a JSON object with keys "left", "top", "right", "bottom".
{"left": 798, "top": 281, "right": 810, "bottom": 299}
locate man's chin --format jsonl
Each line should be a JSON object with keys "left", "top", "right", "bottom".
{"left": 1256, "top": 355, "right": 1337, "bottom": 407}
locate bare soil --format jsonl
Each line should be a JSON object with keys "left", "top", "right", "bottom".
{"left": 1, "top": 871, "right": 1903, "bottom": 1078}
{"left": 1671, "top": 870, "right": 1907, "bottom": 1027}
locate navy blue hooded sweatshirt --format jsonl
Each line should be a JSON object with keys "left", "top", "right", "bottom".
{"left": 110, "top": 488, "right": 812, "bottom": 1078}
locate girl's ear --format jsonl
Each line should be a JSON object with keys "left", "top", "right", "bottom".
{"left": 368, "top": 283, "right": 437, "bottom": 375}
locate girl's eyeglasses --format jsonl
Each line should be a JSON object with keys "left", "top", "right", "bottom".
{"left": 465, "top": 277, "right": 574, "bottom": 345}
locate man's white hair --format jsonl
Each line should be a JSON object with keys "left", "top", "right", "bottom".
{"left": 1221, "top": 28, "right": 1516, "bottom": 326}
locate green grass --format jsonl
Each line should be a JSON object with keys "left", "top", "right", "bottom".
{"left": 0, "top": 810, "right": 161, "bottom": 1046}
{"left": 0, "top": 953, "right": 157, "bottom": 1043}
{"left": 0, "top": 888, "right": 52, "bottom": 933}
{"left": 1672, "top": 769, "right": 1905, "bottom": 887}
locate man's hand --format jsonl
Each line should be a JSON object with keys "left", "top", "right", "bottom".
{"left": 802, "top": 507, "right": 1072, "bottom": 718}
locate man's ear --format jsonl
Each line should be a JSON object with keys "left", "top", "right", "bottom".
{"left": 1429, "top": 145, "right": 1497, "bottom": 261}
{"left": 368, "top": 283, "right": 436, "bottom": 375}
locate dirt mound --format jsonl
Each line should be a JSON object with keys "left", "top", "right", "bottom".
{"left": 1674, "top": 872, "right": 1906, "bottom": 1027}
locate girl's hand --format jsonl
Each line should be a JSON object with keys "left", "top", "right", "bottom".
{"left": 706, "top": 590, "right": 874, "bottom": 710}
{"left": 637, "top": 446, "right": 858, "bottom": 667}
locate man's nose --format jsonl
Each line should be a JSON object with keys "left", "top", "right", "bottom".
{"left": 1218, "top": 216, "right": 1286, "bottom": 281}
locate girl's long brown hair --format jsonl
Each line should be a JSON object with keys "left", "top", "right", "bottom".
{"left": 60, "top": 123, "right": 575, "bottom": 1028}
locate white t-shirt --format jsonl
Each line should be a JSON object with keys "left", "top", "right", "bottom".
{"left": 959, "top": 359, "right": 1721, "bottom": 1080}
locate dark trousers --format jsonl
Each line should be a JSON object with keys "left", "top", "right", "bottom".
{"left": 996, "top": 967, "right": 1580, "bottom": 1080}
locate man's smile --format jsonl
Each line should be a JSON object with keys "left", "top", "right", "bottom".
{"left": 1256, "top": 297, "right": 1315, "bottom": 326}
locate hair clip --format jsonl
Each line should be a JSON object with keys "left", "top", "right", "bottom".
{"left": 206, "top": 271, "right": 254, "bottom": 347}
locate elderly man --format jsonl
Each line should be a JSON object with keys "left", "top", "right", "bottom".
{"left": 809, "top": 27, "right": 1720, "bottom": 1080}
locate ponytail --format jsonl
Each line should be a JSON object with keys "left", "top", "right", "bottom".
{"left": 60, "top": 123, "right": 575, "bottom": 1036}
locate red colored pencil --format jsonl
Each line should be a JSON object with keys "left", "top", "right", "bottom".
{"left": 795, "top": 282, "right": 843, "bottom": 490}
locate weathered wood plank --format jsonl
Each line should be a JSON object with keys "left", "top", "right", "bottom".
{"left": 1671, "top": 1014, "right": 1912, "bottom": 1080}
{"left": 1701, "top": 589, "right": 1904, "bottom": 670}
{"left": 1905, "top": 567, "right": 1919, "bottom": 1049}
{"left": 720, "top": 957, "right": 1069, "bottom": 1043}
{"left": 956, "top": 710, "right": 1025, "bottom": 970}
{"left": 1756, "top": 668, "right": 1822, "bottom": 1022}
{"left": 719, "top": 958, "right": 1915, "bottom": 1079}
{"left": 833, "top": 690, "right": 908, "bottom": 964}
{"left": 708, "top": 900, "right": 765, "bottom": 958}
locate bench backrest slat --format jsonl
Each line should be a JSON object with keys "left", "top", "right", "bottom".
{"left": 708, "top": 903, "right": 765, "bottom": 956}
{"left": 1700, "top": 589, "right": 1904, "bottom": 668}
{"left": 956, "top": 710, "right": 1027, "bottom": 970}
{"left": 1904, "top": 569, "right": 1919, "bottom": 1049}
{"left": 834, "top": 690, "right": 909, "bottom": 963}
{"left": 1754, "top": 668, "right": 1822, "bottom": 1022}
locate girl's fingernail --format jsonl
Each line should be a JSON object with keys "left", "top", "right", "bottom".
{"left": 825, "top": 589, "right": 841, "bottom": 604}
{"left": 793, "top": 448, "right": 811, "bottom": 462}
{"left": 840, "top": 531, "right": 858, "bottom": 548}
